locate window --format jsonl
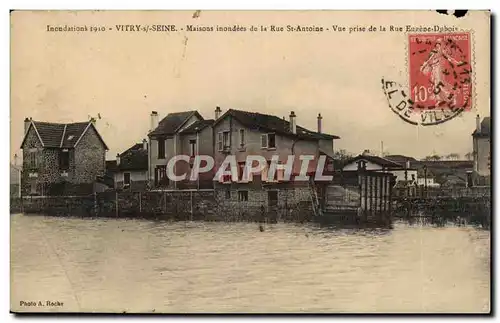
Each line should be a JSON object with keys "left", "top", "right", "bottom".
{"left": 261, "top": 133, "right": 276, "bottom": 149}
{"left": 268, "top": 190, "right": 278, "bottom": 206}
{"left": 124, "top": 172, "right": 131, "bottom": 186}
{"left": 238, "top": 162, "right": 244, "bottom": 182}
{"left": 217, "top": 133, "right": 223, "bottom": 151}
{"left": 27, "top": 150, "right": 38, "bottom": 169}
{"left": 155, "top": 165, "right": 168, "bottom": 187}
{"left": 189, "top": 139, "right": 196, "bottom": 157}
{"left": 238, "top": 190, "right": 248, "bottom": 202}
{"left": 59, "top": 150, "right": 70, "bottom": 170}
{"left": 158, "top": 139, "right": 165, "bottom": 159}
{"left": 266, "top": 161, "right": 279, "bottom": 182}
{"left": 223, "top": 131, "right": 230, "bottom": 150}
{"left": 30, "top": 182, "right": 37, "bottom": 194}
{"left": 239, "top": 129, "right": 245, "bottom": 147}
{"left": 261, "top": 134, "right": 268, "bottom": 148}
{"left": 225, "top": 189, "right": 231, "bottom": 199}
{"left": 268, "top": 133, "right": 276, "bottom": 149}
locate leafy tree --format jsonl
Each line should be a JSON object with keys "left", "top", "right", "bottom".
{"left": 423, "top": 155, "right": 441, "bottom": 161}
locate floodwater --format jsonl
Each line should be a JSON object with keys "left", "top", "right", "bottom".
{"left": 10, "top": 214, "right": 490, "bottom": 313}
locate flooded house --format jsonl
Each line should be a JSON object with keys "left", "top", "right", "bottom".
{"left": 147, "top": 110, "right": 215, "bottom": 189}
{"left": 19, "top": 117, "right": 108, "bottom": 196}
{"left": 106, "top": 140, "right": 149, "bottom": 191}
{"left": 211, "top": 107, "right": 339, "bottom": 219}
{"left": 472, "top": 115, "right": 491, "bottom": 186}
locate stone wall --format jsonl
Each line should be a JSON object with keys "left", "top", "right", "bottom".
{"left": 11, "top": 186, "right": 315, "bottom": 222}
{"left": 74, "top": 125, "right": 106, "bottom": 183}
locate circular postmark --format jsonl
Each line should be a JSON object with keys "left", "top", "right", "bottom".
{"left": 383, "top": 32, "right": 473, "bottom": 126}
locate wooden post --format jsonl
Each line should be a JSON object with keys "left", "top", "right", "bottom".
{"left": 382, "top": 175, "right": 386, "bottom": 212}
{"left": 139, "top": 192, "right": 142, "bottom": 213}
{"left": 388, "top": 176, "right": 393, "bottom": 214}
{"left": 115, "top": 191, "right": 118, "bottom": 217}
{"left": 190, "top": 191, "right": 193, "bottom": 221}
{"left": 364, "top": 174, "right": 368, "bottom": 213}
{"left": 369, "top": 175, "right": 374, "bottom": 215}
{"left": 94, "top": 192, "right": 97, "bottom": 217}
{"left": 163, "top": 191, "right": 167, "bottom": 214}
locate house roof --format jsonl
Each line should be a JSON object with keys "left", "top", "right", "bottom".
{"left": 149, "top": 111, "right": 202, "bottom": 136}
{"left": 115, "top": 143, "right": 148, "bottom": 171}
{"left": 20, "top": 120, "right": 108, "bottom": 150}
{"left": 180, "top": 119, "right": 215, "bottom": 135}
{"left": 345, "top": 155, "right": 404, "bottom": 169}
{"left": 414, "top": 160, "right": 474, "bottom": 170}
{"left": 105, "top": 160, "right": 118, "bottom": 173}
{"left": 384, "top": 154, "right": 418, "bottom": 164}
{"left": 214, "top": 109, "right": 340, "bottom": 141}
{"left": 472, "top": 117, "right": 491, "bottom": 137}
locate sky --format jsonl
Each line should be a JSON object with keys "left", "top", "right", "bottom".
{"left": 10, "top": 10, "right": 491, "bottom": 162}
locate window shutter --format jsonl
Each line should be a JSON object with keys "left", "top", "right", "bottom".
{"left": 218, "top": 133, "right": 223, "bottom": 151}
{"left": 261, "top": 134, "right": 267, "bottom": 148}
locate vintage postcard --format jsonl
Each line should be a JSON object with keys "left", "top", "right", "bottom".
{"left": 10, "top": 10, "right": 491, "bottom": 314}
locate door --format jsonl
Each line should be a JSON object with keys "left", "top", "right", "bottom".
{"left": 267, "top": 190, "right": 278, "bottom": 223}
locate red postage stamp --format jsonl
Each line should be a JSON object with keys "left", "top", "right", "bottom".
{"left": 408, "top": 32, "right": 472, "bottom": 111}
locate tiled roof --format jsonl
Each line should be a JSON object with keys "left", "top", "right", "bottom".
{"left": 116, "top": 143, "right": 148, "bottom": 171}
{"left": 384, "top": 155, "right": 418, "bottom": 163}
{"left": 180, "top": 119, "right": 214, "bottom": 135}
{"left": 61, "top": 122, "right": 89, "bottom": 148}
{"left": 346, "top": 155, "right": 404, "bottom": 169}
{"left": 216, "top": 109, "right": 340, "bottom": 141}
{"left": 472, "top": 117, "right": 491, "bottom": 137}
{"left": 149, "top": 111, "right": 201, "bottom": 136}
{"left": 21, "top": 120, "right": 108, "bottom": 149}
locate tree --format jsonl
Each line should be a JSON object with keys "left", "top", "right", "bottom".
{"left": 333, "top": 149, "right": 353, "bottom": 161}
{"left": 464, "top": 152, "right": 473, "bottom": 161}
{"left": 445, "top": 153, "right": 460, "bottom": 160}
{"left": 423, "top": 155, "right": 441, "bottom": 161}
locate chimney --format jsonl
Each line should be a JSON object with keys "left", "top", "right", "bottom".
{"left": 215, "top": 106, "right": 222, "bottom": 120}
{"left": 406, "top": 160, "right": 410, "bottom": 169}
{"left": 150, "top": 111, "right": 159, "bottom": 132}
{"left": 289, "top": 111, "right": 297, "bottom": 134}
{"left": 24, "top": 117, "right": 31, "bottom": 134}
{"left": 476, "top": 114, "right": 481, "bottom": 133}
{"left": 90, "top": 117, "right": 96, "bottom": 125}
{"left": 317, "top": 113, "right": 323, "bottom": 133}
{"left": 142, "top": 138, "right": 148, "bottom": 150}
{"left": 116, "top": 153, "right": 121, "bottom": 166}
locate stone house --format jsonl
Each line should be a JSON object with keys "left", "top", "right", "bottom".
{"left": 107, "top": 140, "right": 149, "bottom": 191}
{"left": 20, "top": 117, "right": 108, "bottom": 195}
{"left": 472, "top": 115, "right": 491, "bottom": 186}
